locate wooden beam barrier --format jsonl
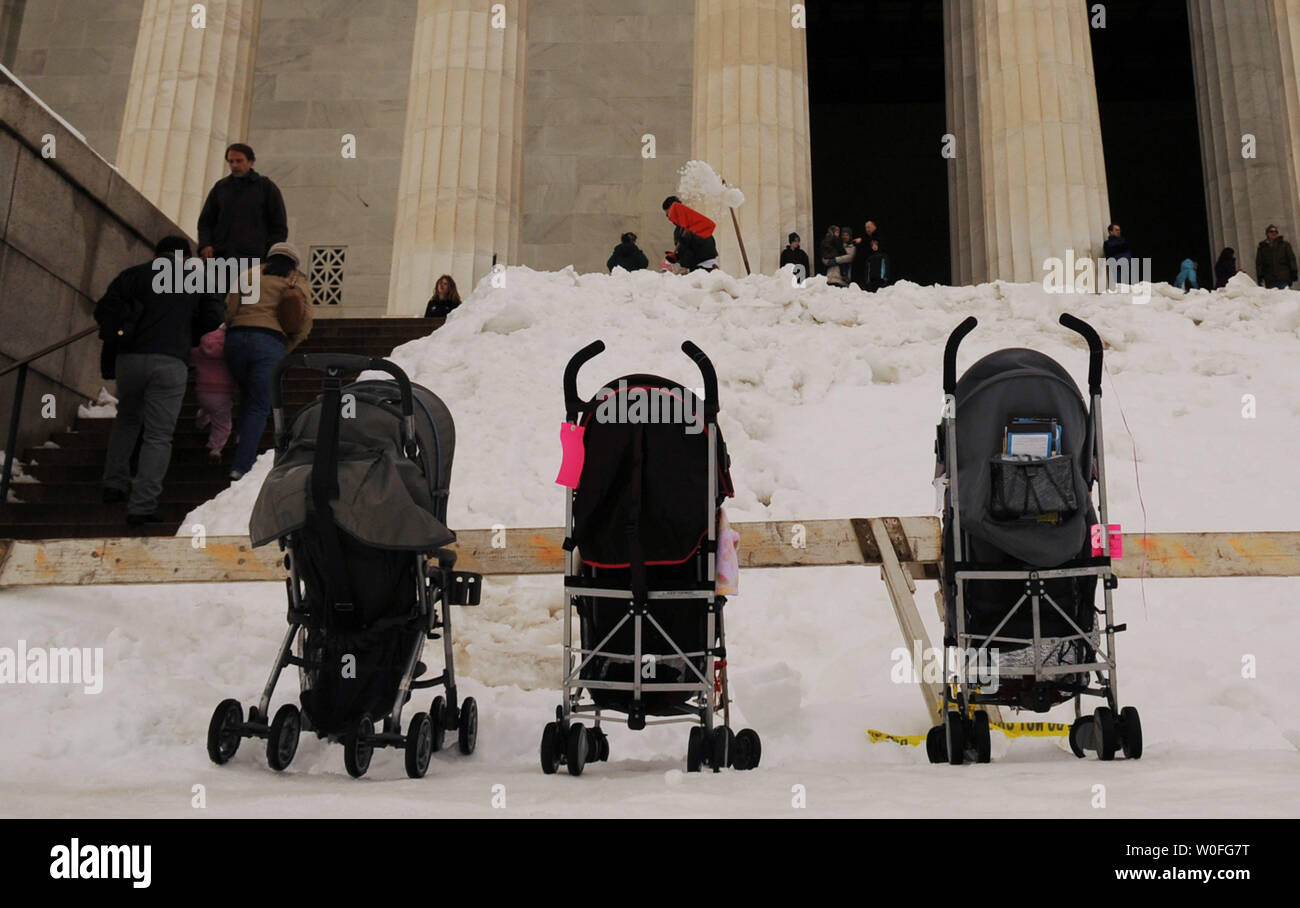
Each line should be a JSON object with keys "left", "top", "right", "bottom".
{"left": 0, "top": 521, "right": 1298, "bottom": 588}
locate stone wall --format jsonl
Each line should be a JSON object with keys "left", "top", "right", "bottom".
{"left": 0, "top": 69, "right": 179, "bottom": 455}
{"left": 248, "top": 0, "right": 418, "bottom": 317}
{"left": 519, "top": 0, "right": 695, "bottom": 276}
{"left": 6, "top": 0, "right": 142, "bottom": 162}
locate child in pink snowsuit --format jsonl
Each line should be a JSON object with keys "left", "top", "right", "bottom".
{"left": 192, "top": 327, "right": 236, "bottom": 462}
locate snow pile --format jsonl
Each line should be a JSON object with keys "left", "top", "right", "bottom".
{"left": 676, "top": 160, "right": 745, "bottom": 209}
{"left": 77, "top": 387, "right": 118, "bottom": 419}
{"left": 3, "top": 266, "right": 1299, "bottom": 816}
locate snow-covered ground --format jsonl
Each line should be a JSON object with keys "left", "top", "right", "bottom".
{"left": 2, "top": 267, "right": 1298, "bottom": 816}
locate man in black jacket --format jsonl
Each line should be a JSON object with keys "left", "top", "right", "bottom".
{"left": 197, "top": 143, "right": 288, "bottom": 261}
{"left": 779, "top": 232, "right": 810, "bottom": 280}
{"left": 96, "top": 236, "right": 225, "bottom": 524}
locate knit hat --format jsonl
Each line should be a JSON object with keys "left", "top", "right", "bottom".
{"left": 788, "top": 233, "right": 800, "bottom": 243}
{"left": 266, "top": 241, "right": 301, "bottom": 266}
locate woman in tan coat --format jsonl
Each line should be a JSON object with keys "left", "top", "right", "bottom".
{"left": 223, "top": 241, "right": 313, "bottom": 480}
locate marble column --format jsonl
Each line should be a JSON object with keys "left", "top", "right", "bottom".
{"left": 387, "top": 0, "right": 527, "bottom": 315}
{"left": 1188, "top": 0, "right": 1300, "bottom": 280}
{"left": 944, "top": 0, "right": 1110, "bottom": 285}
{"left": 691, "top": 0, "right": 813, "bottom": 276}
{"left": 115, "top": 0, "right": 261, "bottom": 238}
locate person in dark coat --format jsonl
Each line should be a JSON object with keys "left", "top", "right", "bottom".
{"left": 197, "top": 143, "right": 288, "bottom": 261}
{"left": 1103, "top": 223, "right": 1132, "bottom": 264}
{"left": 780, "top": 232, "right": 810, "bottom": 279}
{"left": 95, "top": 235, "right": 225, "bottom": 523}
{"left": 424, "top": 274, "right": 462, "bottom": 318}
{"left": 1214, "top": 247, "right": 1242, "bottom": 289}
{"left": 663, "top": 196, "right": 719, "bottom": 271}
{"left": 864, "top": 238, "right": 890, "bottom": 292}
{"left": 850, "top": 220, "right": 882, "bottom": 288}
{"left": 1256, "top": 225, "right": 1298, "bottom": 289}
{"left": 818, "top": 226, "right": 841, "bottom": 277}
{"left": 607, "top": 232, "right": 649, "bottom": 272}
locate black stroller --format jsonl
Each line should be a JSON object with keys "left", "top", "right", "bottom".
{"left": 539, "top": 341, "right": 761, "bottom": 776}
{"left": 929, "top": 315, "right": 1141, "bottom": 764}
{"left": 205, "top": 354, "right": 482, "bottom": 779}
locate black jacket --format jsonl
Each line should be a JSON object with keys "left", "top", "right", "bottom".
{"left": 607, "top": 240, "right": 649, "bottom": 272}
{"left": 197, "top": 170, "right": 288, "bottom": 259}
{"left": 1103, "top": 235, "right": 1132, "bottom": 262}
{"left": 673, "top": 226, "right": 718, "bottom": 271}
{"left": 94, "top": 261, "right": 225, "bottom": 365}
{"left": 780, "top": 246, "right": 810, "bottom": 276}
{"left": 1256, "top": 237, "right": 1298, "bottom": 285}
{"left": 424, "top": 296, "right": 461, "bottom": 319}
{"left": 1214, "top": 259, "right": 1236, "bottom": 289}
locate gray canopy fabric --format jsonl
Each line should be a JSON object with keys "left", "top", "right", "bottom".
{"left": 249, "top": 380, "right": 457, "bottom": 551}
{"left": 954, "top": 348, "right": 1095, "bottom": 567}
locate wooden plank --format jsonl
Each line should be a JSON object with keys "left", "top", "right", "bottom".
{"left": 1, "top": 523, "right": 1298, "bottom": 587}
{"left": 868, "top": 518, "right": 943, "bottom": 720}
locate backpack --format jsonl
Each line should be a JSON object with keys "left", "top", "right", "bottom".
{"left": 277, "top": 272, "right": 308, "bottom": 336}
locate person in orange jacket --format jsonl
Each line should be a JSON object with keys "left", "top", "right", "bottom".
{"left": 662, "top": 196, "right": 719, "bottom": 271}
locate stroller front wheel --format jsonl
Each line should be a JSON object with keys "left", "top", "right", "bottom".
{"left": 457, "top": 698, "right": 478, "bottom": 755}
{"left": 540, "top": 722, "right": 562, "bottom": 774}
{"left": 1093, "top": 707, "right": 1118, "bottom": 761}
{"left": 405, "top": 712, "right": 433, "bottom": 779}
{"left": 566, "top": 723, "right": 589, "bottom": 776}
{"left": 206, "top": 698, "right": 244, "bottom": 765}
{"left": 344, "top": 714, "right": 375, "bottom": 779}
{"left": 686, "top": 726, "right": 705, "bottom": 773}
{"left": 429, "top": 696, "right": 447, "bottom": 752}
{"left": 732, "top": 728, "right": 762, "bottom": 770}
{"left": 266, "top": 704, "right": 301, "bottom": 771}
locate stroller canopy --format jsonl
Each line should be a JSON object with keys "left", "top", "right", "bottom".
{"left": 953, "top": 348, "right": 1094, "bottom": 567}
{"left": 250, "top": 380, "right": 457, "bottom": 551}
{"left": 573, "top": 374, "right": 732, "bottom": 568}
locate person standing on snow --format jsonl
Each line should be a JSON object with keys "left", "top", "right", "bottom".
{"left": 1174, "top": 258, "right": 1199, "bottom": 292}
{"left": 864, "top": 238, "right": 890, "bottom": 292}
{"left": 818, "top": 225, "right": 841, "bottom": 277}
{"left": 197, "top": 143, "right": 288, "bottom": 261}
{"left": 663, "top": 196, "right": 719, "bottom": 272}
{"left": 780, "top": 232, "right": 810, "bottom": 279}
{"left": 607, "top": 232, "right": 649, "bottom": 272}
{"left": 826, "top": 226, "right": 856, "bottom": 287}
{"left": 1214, "top": 248, "right": 1243, "bottom": 289}
{"left": 1103, "top": 223, "right": 1132, "bottom": 264}
{"left": 1256, "top": 224, "right": 1298, "bottom": 289}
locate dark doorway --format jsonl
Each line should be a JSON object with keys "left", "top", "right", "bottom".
{"left": 806, "top": 0, "right": 950, "bottom": 286}
{"left": 1090, "top": 0, "right": 1211, "bottom": 286}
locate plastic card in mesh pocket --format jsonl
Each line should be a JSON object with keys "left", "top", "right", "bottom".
{"left": 989, "top": 454, "right": 1078, "bottom": 521}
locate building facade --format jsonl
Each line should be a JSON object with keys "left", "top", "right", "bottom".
{"left": 2, "top": 0, "right": 1296, "bottom": 314}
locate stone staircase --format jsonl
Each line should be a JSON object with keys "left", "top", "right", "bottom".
{"left": 0, "top": 317, "right": 440, "bottom": 539}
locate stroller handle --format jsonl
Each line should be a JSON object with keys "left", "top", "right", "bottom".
{"left": 563, "top": 340, "right": 606, "bottom": 421}
{"left": 1059, "top": 313, "right": 1103, "bottom": 397}
{"left": 272, "top": 353, "right": 415, "bottom": 417}
{"left": 943, "top": 316, "right": 978, "bottom": 395}
{"left": 681, "top": 341, "right": 719, "bottom": 419}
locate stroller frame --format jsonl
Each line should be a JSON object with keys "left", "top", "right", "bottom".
{"left": 541, "top": 341, "right": 759, "bottom": 775}
{"left": 934, "top": 315, "right": 1141, "bottom": 763}
{"left": 206, "top": 354, "right": 481, "bottom": 779}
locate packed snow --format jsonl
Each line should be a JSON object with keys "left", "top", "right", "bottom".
{"left": 2, "top": 266, "right": 1298, "bottom": 816}
{"left": 77, "top": 387, "right": 119, "bottom": 420}
{"left": 676, "top": 159, "right": 745, "bottom": 210}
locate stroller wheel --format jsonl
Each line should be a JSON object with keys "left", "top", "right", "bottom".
{"left": 566, "top": 723, "right": 589, "bottom": 777}
{"left": 1119, "top": 706, "right": 1143, "bottom": 759}
{"left": 686, "top": 726, "right": 705, "bottom": 773}
{"left": 457, "top": 697, "right": 478, "bottom": 756}
{"left": 429, "top": 696, "right": 447, "bottom": 752}
{"left": 732, "top": 728, "right": 762, "bottom": 770}
{"left": 207, "top": 699, "right": 244, "bottom": 765}
{"left": 540, "top": 722, "right": 562, "bottom": 775}
{"left": 266, "top": 704, "right": 301, "bottom": 772}
{"left": 926, "top": 726, "right": 948, "bottom": 764}
{"left": 597, "top": 729, "right": 610, "bottom": 762}
{"left": 585, "top": 727, "right": 602, "bottom": 763}
{"left": 343, "top": 714, "right": 375, "bottom": 779}
{"left": 711, "top": 727, "right": 735, "bottom": 771}
{"left": 405, "top": 712, "right": 433, "bottom": 779}
{"left": 971, "top": 711, "right": 991, "bottom": 764}
{"left": 1068, "top": 716, "right": 1093, "bottom": 758}
{"left": 1093, "top": 707, "right": 1118, "bottom": 761}
{"left": 945, "top": 712, "right": 966, "bottom": 766}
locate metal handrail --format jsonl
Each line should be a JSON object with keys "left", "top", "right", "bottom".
{"left": 2, "top": 324, "right": 101, "bottom": 503}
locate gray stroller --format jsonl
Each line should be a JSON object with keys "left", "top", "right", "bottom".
{"left": 205, "top": 354, "right": 482, "bottom": 779}
{"left": 929, "top": 315, "right": 1142, "bottom": 764}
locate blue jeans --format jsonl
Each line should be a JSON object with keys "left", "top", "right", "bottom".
{"left": 224, "top": 328, "right": 286, "bottom": 473}
{"left": 102, "top": 353, "right": 188, "bottom": 515}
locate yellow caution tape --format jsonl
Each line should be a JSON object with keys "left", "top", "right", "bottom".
{"left": 866, "top": 721, "right": 1069, "bottom": 746}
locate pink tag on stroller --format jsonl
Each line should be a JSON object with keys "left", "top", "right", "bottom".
{"left": 1090, "top": 524, "right": 1123, "bottom": 557}
{"left": 556, "top": 421, "right": 586, "bottom": 488}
